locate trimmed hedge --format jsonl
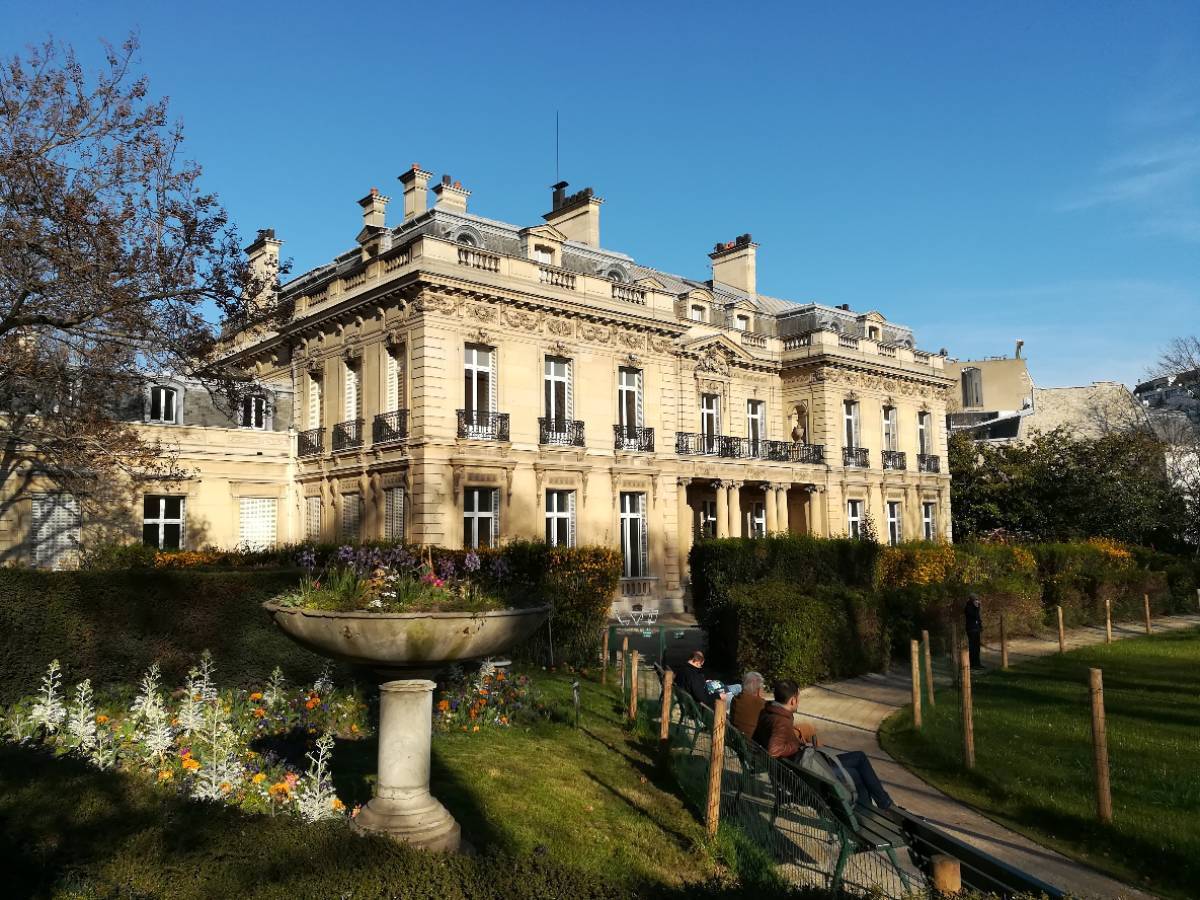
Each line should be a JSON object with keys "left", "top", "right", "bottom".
{"left": 692, "top": 535, "right": 1198, "bottom": 687}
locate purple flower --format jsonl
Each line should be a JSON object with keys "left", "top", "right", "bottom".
{"left": 336, "top": 545, "right": 356, "bottom": 564}
{"left": 436, "top": 557, "right": 457, "bottom": 580}
{"left": 463, "top": 551, "right": 481, "bottom": 573}
{"left": 489, "top": 557, "right": 509, "bottom": 580}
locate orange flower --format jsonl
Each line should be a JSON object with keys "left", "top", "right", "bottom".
{"left": 350, "top": 723, "right": 360, "bottom": 734}
{"left": 305, "top": 698, "right": 319, "bottom": 710}
{"left": 268, "top": 781, "right": 291, "bottom": 797}
{"left": 252, "top": 773, "right": 266, "bottom": 784}
{"left": 95, "top": 714, "right": 109, "bottom": 725}
{"left": 158, "top": 769, "right": 173, "bottom": 781}
{"left": 249, "top": 692, "right": 264, "bottom": 701}
{"left": 472, "top": 725, "right": 480, "bottom": 732}
{"left": 182, "top": 757, "right": 201, "bottom": 771}
{"left": 332, "top": 797, "right": 345, "bottom": 811}
{"left": 437, "top": 700, "right": 450, "bottom": 711}
{"left": 253, "top": 708, "right": 266, "bottom": 719}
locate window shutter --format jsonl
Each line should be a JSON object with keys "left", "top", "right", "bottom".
{"left": 488, "top": 348, "right": 498, "bottom": 415}
{"left": 636, "top": 370, "right": 644, "bottom": 427}
{"left": 305, "top": 496, "right": 321, "bottom": 540}
{"left": 565, "top": 359, "right": 574, "bottom": 419}
{"left": 31, "top": 493, "right": 81, "bottom": 570}
{"left": 567, "top": 491, "right": 577, "bottom": 547}
{"left": 178, "top": 496, "right": 187, "bottom": 550}
{"left": 490, "top": 488, "right": 501, "bottom": 545}
{"left": 638, "top": 493, "right": 648, "bottom": 575}
{"left": 385, "top": 349, "right": 399, "bottom": 412}
{"left": 239, "top": 498, "right": 277, "bottom": 550}
{"left": 309, "top": 375, "right": 321, "bottom": 429}
{"left": 385, "top": 488, "right": 404, "bottom": 541}
{"left": 853, "top": 406, "right": 862, "bottom": 446}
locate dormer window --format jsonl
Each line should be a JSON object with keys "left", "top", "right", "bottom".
{"left": 533, "top": 244, "right": 554, "bottom": 265}
{"left": 240, "top": 394, "right": 268, "bottom": 430}
{"left": 148, "top": 385, "right": 178, "bottom": 424}
{"left": 605, "top": 268, "right": 626, "bottom": 283}
{"left": 867, "top": 325, "right": 880, "bottom": 340}
{"left": 735, "top": 314, "right": 750, "bottom": 331}
{"left": 689, "top": 305, "right": 706, "bottom": 323}
{"left": 456, "top": 233, "right": 477, "bottom": 247}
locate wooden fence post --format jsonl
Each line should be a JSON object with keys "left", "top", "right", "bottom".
{"left": 931, "top": 854, "right": 963, "bottom": 894}
{"left": 705, "top": 695, "right": 729, "bottom": 837}
{"left": 960, "top": 649, "right": 975, "bottom": 770}
{"left": 628, "top": 651, "right": 640, "bottom": 721}
{"left": 1144, "top": 594, "right": 1152, "bottom": 636}
{"left": 1105, "top": 598, "right": 1112, "bottom": 644}
{"left": 950, "top": 621, "right": 960, "bottom": 685}
{"left": 659, "top": 670, "right": 674, "bottom": 752}
{"left": 921, "top": 629, "right": 935, "bottom": 707}
{"left": 1057, "top": 605, "right": 1066, "bottom": 653}
{"left": 601, "top": 627, "right": 609, "bottom": 685}
{"left": 619, "top": 636, "right": 629, "bottom": 693}
{"left": 910, "top": 639, "right": 923, "bottom": 730}
{"left": 1000, "top": 614, "right": 1009, "bottom": 670}
{"left": 1089, "top": 668, "right": 1113, "bottom": 824}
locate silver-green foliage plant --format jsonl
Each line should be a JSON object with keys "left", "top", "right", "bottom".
{"left": 91, "top": 724, "right": 117, "bottom": 770}
{"left": 130, "top": 663, "right": 164, "bottom": 722}
{"left": 313, "top": 664, "right": 334, "bottom": 697}
{"left": 66, "top": 679, "right": 98, "bottom": 751}
{"left": 294, "top": 733, "right": 341, "bottom": 823}
{"left": 191, "top": 699, "right": 243, "bottom": 802}
{"left": 129, "top": 662, "right": 174, "bottom": 760}
{"left": 264, "top": 666, "right": 287, "bottom": 709}
{"left": 30, "top": 659, "right": 66, "bottom": 734}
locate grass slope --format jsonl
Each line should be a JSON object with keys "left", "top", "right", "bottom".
{"left": 880, "top": 627, "right": 1200, "bottom": 899}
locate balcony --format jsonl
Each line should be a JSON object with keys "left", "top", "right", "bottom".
{"left": 298, "top": 427, "right": 323, "bottom": 457}
{"left": 675, "top": 432, "right": 722, "bottom": 456}
{"left": 843, "top": 446, "right": 869, "bottom": 468}
{"left": 373, "top": 410, "right": 409, "bottom": 445}
{"left": 917, "top": 453, "right": 941, "bottom": 473}
{"left": 882, "top": 449, "right": 907, "bottom": 471}
{"left": 457, "top": 409, "right": 510, "bottom": 441}
{"left": 457, "top": 246, "right": 500, "bottom": 272}
{"left": 332, "top": 419, "right": 364, "bottom": 451}
{"left": 612, "top": 283, "right": 646, "bottom": 305}
{"left": 538, "top": 266, "right": 576, "bottom": 290}
{"left": 614, "top": 425, "right": 655, "bottom": 452}
{"left": 619, "top": 576, "right": 658, "bottom": 599}
{"left": 539, "top": 417, "right": 585, "bottom": 447}
{"left": 674, "top": 434, "right": 826, "bottom": 464}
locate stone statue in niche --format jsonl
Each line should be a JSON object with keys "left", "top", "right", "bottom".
{"left": 790, "top": 402, "right": 809, "bottom": 444}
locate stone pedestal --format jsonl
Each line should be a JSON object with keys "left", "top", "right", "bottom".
{"left": 351, "top": 678, "right": 461, "bottom": 852}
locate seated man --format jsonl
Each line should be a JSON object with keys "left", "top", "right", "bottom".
{"left": 673, "top": 650, "right": 736, "bottom": 707}
{"left": 731, "top": 671, "right": 767, "bottom": 737}
{"left": 753, "top": 678, "right": 894, "bottom": 811}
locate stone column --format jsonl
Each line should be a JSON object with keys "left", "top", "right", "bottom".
{"left": 676, "top": 478, "right": 693, "bottom": 587}
{"left": 728, "top": 481, "right": 743, "bottom": 538}
{"left": 353, "top": 679, "right": 461, "bottom": 851}
{"left": 715, "top": 480, "right": 729, "bottom": 538}
{"left": 764, "top": 484, "right": 778, "bottom": 534}
{"left": 776, "top": 484, "right": 790, "bottom": 535}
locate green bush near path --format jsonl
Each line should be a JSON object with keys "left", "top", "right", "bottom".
{"left": 879, "top": 627, "right": 1200, "bottom": 900}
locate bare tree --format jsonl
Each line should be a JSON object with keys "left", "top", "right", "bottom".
{"left": 1148, "top": 337, "right": 1200, "bottom": 550}
{"left": 1150, "top": 336, "right": 1200, "bottom": 379}
{"left": 0, "top": 36, "right": 286, "bottom": 515}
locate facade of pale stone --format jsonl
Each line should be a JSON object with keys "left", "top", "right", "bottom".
{"left": 225, "top": 170, "right": 954, "bottom": 611}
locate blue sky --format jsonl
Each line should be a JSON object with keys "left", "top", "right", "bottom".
{"left": 6, "top": 0, "right": 1199, "bottom": 387}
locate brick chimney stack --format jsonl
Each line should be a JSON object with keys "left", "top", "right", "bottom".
{"left": 709, "top": 233, "right": 757, "bottom": 296}
{"left": 543, "top": 181, "right": 603, "bottom": 247}
{"left": 432, "top": 174, "right": 471, "bottom": 214}
{"left": 398, "top": 164, "right": 433, "bottom": 221}
{"left": 243, "top": 228, "right": 283, "bottom": 309}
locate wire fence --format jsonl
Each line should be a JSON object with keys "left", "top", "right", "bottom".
{"left": 617, "top": 655, "right": 924, "bottom": 898}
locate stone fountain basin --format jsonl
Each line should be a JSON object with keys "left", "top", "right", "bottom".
{"left": 262, "top": 602, "right": 550, "bottom": 673}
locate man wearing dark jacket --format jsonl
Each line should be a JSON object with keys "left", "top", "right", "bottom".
{"left": 754, "top": 679, "right": 894, "bottom": 810}
{"left": 674, "top": 650, "right": 714, "bottom": 706}
{"left": 965, "top": 594, "right": 984, "bottom": 669}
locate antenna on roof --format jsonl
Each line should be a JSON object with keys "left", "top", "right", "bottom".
{"left": 555, "top": 110, "right": 560, "bottom": 183}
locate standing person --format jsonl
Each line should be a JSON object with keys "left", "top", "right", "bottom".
{"left": 965, "top": 594, "right": 984, "bottom": 670}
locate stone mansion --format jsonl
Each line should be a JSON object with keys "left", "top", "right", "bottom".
{"left": 6, "top": 167, "right": 954, "bottom": 611}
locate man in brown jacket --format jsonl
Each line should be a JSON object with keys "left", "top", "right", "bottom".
{"left": 753, "top": 679, "right": 895, "bottom": 811}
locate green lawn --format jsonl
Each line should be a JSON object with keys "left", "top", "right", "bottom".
{"left": 880, "top": 627, "right": 1200, "bottom": 899}
{"left": 0, "top": 671, "right": 800, "bottom": 899}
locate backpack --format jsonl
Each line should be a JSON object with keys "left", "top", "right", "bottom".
{"left": 797, "top": 746, "right": 857, "bottom": 804}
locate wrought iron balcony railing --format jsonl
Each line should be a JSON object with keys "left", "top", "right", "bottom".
{"left": 674, "top": 434, "right": 827, "bottom": 464}
{"left": 781, "top": 442, "right": 827, "bottom": 465}
{"left": 372, "top": 410, "right": 409, "bottom": 445}
{"left": 675, "top": 432, "right": 723, "bottom": 456}
{"left": 457, "top": 409, "right": 510, "bottom": 441}
{"left": 882, "top": 449, "right": 907, "bottom": 471}
{"left": 298, "top": 427, "right": 323, "bottom": 457}
{"left": 917, "top": 453, "right": 941, "bottom": 473}
{"left": 332, "top": 418, "right": 364, "bottom": 451}
{"left": 843, "top": 446, "right": 869, "bottom": 468}
{"left": 614, "top": 425, "right": 655, "bottom": 452}
{"left": 539, "top": 417, "right": 585, "bottom": 447}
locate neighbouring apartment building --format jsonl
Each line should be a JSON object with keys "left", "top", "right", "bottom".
{"left": 6, "top": 167, "right": 955, "bottom": 610}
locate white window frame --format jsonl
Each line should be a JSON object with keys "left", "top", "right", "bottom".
{"left": 689, "top": 304, "right": 705, "bottom": 323}
{"left": 923, "top": 502, "right": 937, "bottom": 541}
{"left": 31, "top": 493, "right": 81, "bottom": 570}
{"left": 308, "top": 373, "right": 323, "bottom": 429}
{"left": 240, "top": 394, "right": 268, "bottom": 430}
{"left": 887, "top": 501, "right": 902, "bottom": 546}
{"left": 384, "top": 487, "right": 405, "bottom": 541}
{"left": 847, "top": 499, "right": 863, "bottom": 539}
{"left": 305, "top": 496, "right": 322, "bottom": 541}
{"left": 143, "top": 494, "right": 186, "bottom": 550}
{"left": 619, "top": 492, "right": 648, "bottom": 578}
{"left": 385, "top": 345, "right": 404, "bottom": 413}
{"left": 843, "top": 399, "right": 861, "bottom": 448}
{"left": 701, "top": 393, "right": 721, "bottom": 453}
{"left": 918, "top": 411, "right": 931, "bottom": 456}
{"left": 544, "top": 489, "right": 576, "bottom": 547}
{"left": 699, "top": 499, "right": 718, "bottom": 539}
{"left": 533, "top": 244, "right": 554, "bottom": 265}
{"left": 343, "top": 360, "right": 362, "bottom": 422}
{"left": 464, "top": 487, "right": 499, "bottom": 549}
{"left": 746, "top": 399, "right": 765, "bottom": 447}
{"left": 882, "top": 405, "right": 898, "bottom": 452}
{"left": 735, "top": 314, "right": 750, "bottom": 331}
{"left": 238, "top": 497, "right": 277, "bottom": 551}
{"left": 147, "top": 384, "right": 180, "bottom": 425}
{"left": 463, "top": 345, "right": 495, "bottom": 435}
{"left": 618, "top": 367, "right": 644, "bottom": 436}
{"left": 746, "top": 501, "right": 766, "bottom": 539}
{"left": 544, "top": 356, "right": 572, "bottom": 426}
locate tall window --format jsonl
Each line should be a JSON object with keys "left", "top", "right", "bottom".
{"left": 619, "top": 492, "right": 648, "bottom": 578}
{"left": 143, "top": 495, "right": 185, "bottom": 550}
{"left": 735, "top": 314, "right": 750, "bottom": 331}
{"left": 340, "top": 493, "right": 361, "bottom": 541}
{"left": 343, "top": 360, "right": 362, "bottom": 421}
{"left": 746, "top": 400, "right": 765, "bottom": 449}
{"left": 239, "top": 497, "right": 277, "bottom": 550}
{"left": 149, "top": 385, "right": 178, "bottom": 424}
{"left": 701, "top": 393, "right": 721, "bottom": 453}
{"left": 241, "top": 395, "right": 267, "bottom": 430}
{"left": 699, "top": 500, "right": 718, "bottom": 539}
{"left": 305, "top": 496, "right": 322, "bottom": 541}
{"left": 867, "top": 325, "right": 881, "bottom": 340}
{"left": 545, "top": 490, "right": 575, "bottom": 547}
{"left": 689, "top": 305, "right": 705, "bottom": 322}
{"left": 463, "top": 345, "right": 494, "bottom": 417}
{"left": 308, "top": 373, "right": 323, "bottom": 429}
{"left": 533, "top": 244, "right": 554, "bottom": 265}
{"left": 846, "top": 499, "right": 863, "bottom": 539}
{"left": 843, "top": 400, "right": 861, "bottom": 448}
{"left": 882, "top": 405, "right": 898, "bottom": 451}
{"left": 385, "top": 346, "right": 405, "bottom": 412}
{"left": 464, "top": 487, "right": 499, "bottom": 549}
{"left": 961, "top": 367, "right": 983, "bottom": 408}
{"left": 887, "top": 501, "right": 902, "bottom": 546}
{"left": 31, "top": 493, "right": 81, "bottom": 570}
{"left": 544, "top": 357, "right": 572, "bottom": 427}
{"left": 918, "top": 411, "right": 932, "bottom": 455}
{"left": 922, "top": 502, "right": 937, "bottom": 541}
{"left": 385, "top": 487, "right": 404, "bottom": 541}
{"left": 746, "top": 501, "right": 766, "bottom": 539}
{"left": 618, "top": 367, "right": 643, "bottom": 437}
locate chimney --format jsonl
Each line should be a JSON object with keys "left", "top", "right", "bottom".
{"left": 543, "top": 181, "right": 603, "bottom": 247}
{"left": 243, "top": 228, "right": 282, "bottom": 309}
{"left": 398, "top": 164, "right": 433, "bottom": 221}
{"left": 709, "top": 233, "right": 757, "bottom": 295}
{"left": 432, "top": 174, "right": 470, "bottom": 214}
{"left": 1015, "top": 339, "right": 1024, "bottom": 359}
{"left": 358, "top": 187, "right": 389, "bottom": 230}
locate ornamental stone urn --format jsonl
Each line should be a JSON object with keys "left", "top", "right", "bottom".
{"left": 263, "top": 602, "right": 550, "bottom": 852}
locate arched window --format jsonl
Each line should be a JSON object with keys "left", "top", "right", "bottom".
{"left": 961, "top": 367, "right": 983, "bottom": 408}
{"left": 605, "top": 268, "right": 626, "bottom": 283}
{"left": 148, "top": 385, "right": 179, "bottom": 424}
{"left": 456, "top": 233, "right": 477, "bottom": 247}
